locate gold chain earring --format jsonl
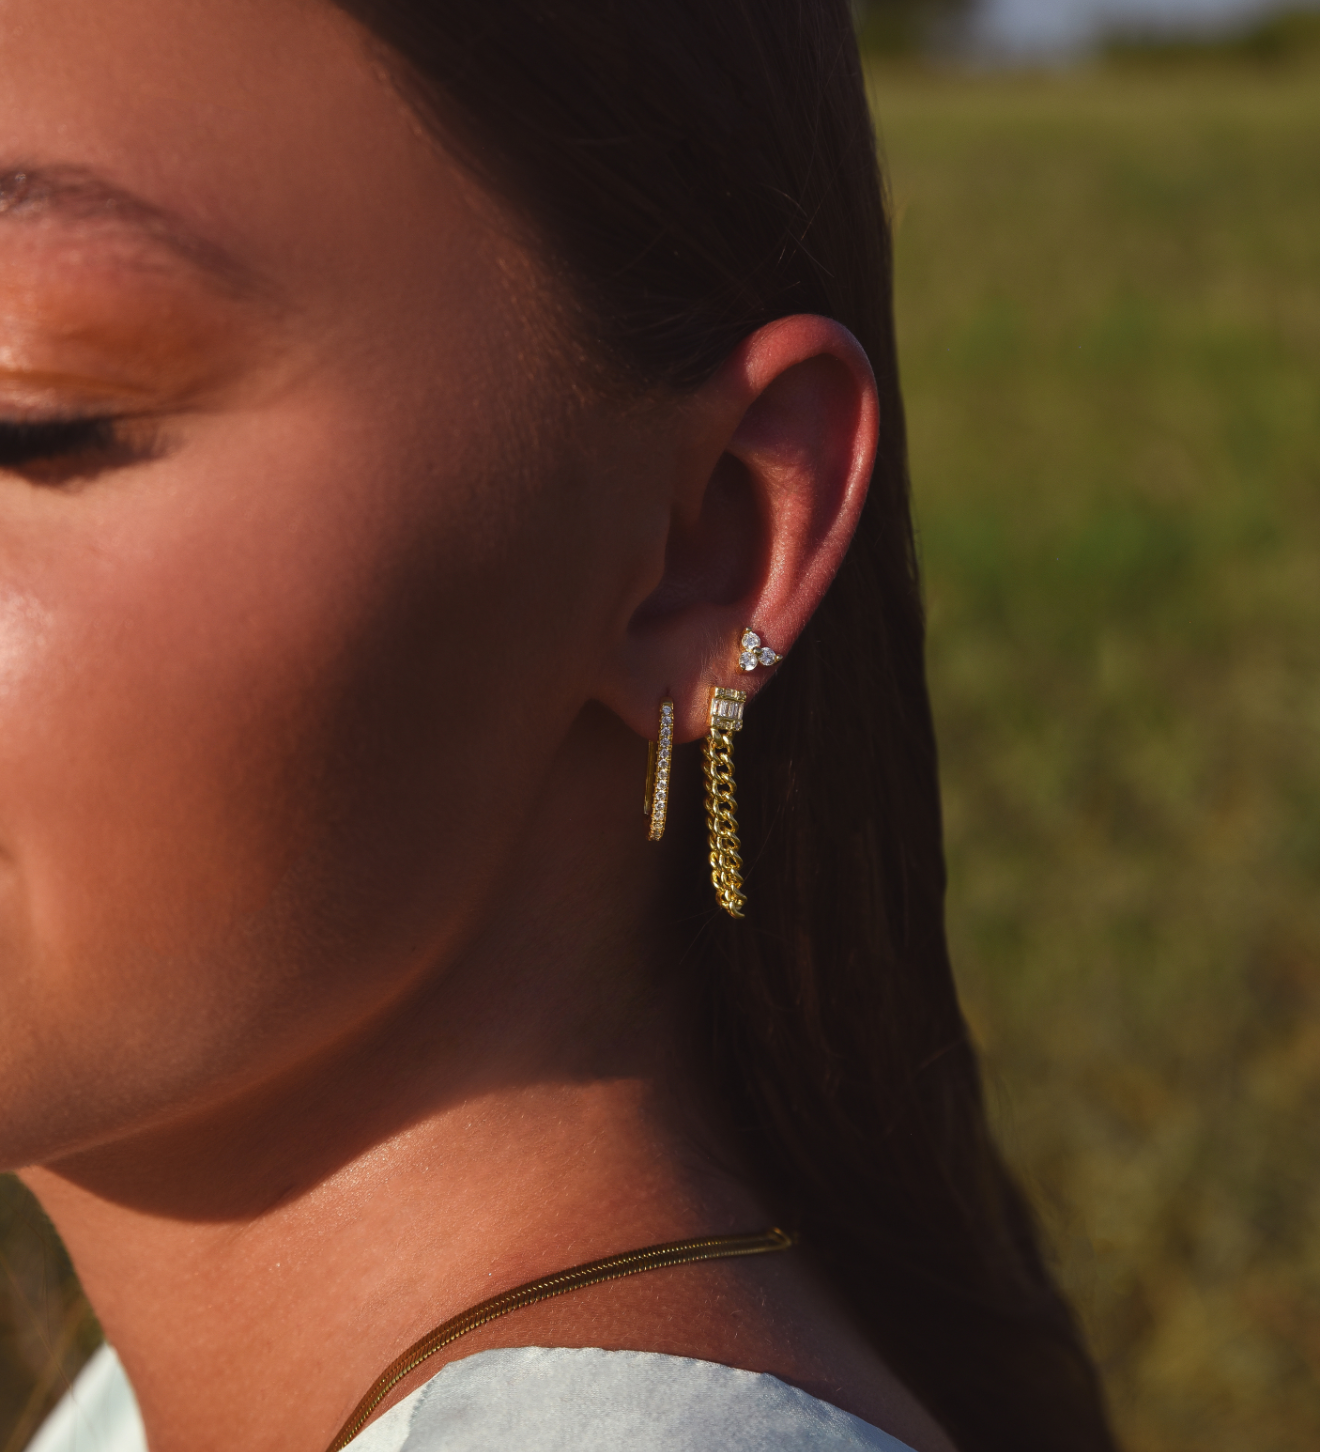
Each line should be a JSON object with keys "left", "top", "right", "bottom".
{"left": 703, "top": 627, "right": 784, "bottom": 918}
{"left": 643, "top": 699, "right": 674, "bottom": 841}
{"left": 704, "top": 686, "right": 748, "bottom": 918}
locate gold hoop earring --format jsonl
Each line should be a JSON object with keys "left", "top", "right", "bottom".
{"left": 704, "top": 686, "right": 748, "bottom": 918}
{"left": 643, "top": 699, "right": 674, "bottom": 841}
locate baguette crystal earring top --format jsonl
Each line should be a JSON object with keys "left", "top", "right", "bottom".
{"left": 643, "top": 699, "right": 674, "bottom": 841}
{"left": 737, "top": 627, "right": 783, "bottom": 672}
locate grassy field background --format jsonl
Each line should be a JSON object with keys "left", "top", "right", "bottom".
{"left": 873, "top": 55, "right": 1320, "bottom": 1452}
{"left": 2, "top": 51, "right": 1318, "bottom": 1452}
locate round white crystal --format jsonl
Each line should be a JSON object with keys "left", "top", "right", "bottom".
{"left": 758, "top": 646, "right": 778, "bottom": 667}
{"left": 738, "top": 651, "right": 758, "bottom": 671}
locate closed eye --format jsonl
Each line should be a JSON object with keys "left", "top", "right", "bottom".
{"left": 0, "top": 415, "right": 157, "bottom": 483}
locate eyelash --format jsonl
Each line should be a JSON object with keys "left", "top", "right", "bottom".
{"left": 0, "top": 416, "right": 150, "bottom": 479}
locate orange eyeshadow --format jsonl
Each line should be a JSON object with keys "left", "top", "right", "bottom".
{"left": 0, "top": 246, "right": 265, "bottom": 410}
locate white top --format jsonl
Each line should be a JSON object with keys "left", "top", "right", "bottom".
{"left": 29, "top": 1343, "right": 917, "bottom": 1452}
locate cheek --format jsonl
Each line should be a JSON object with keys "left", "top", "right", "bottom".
{"left": 0, "top": 393, "right": 572, "bottom": 1162}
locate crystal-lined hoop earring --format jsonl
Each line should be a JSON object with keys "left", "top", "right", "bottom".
{"left": 643, "top": 699, "right": 674, "bottom": 841}
{"left": 703, "top": 685, "right": 748, "bottom": 918}
{"left": 737, "top": 627, "right": 783, "bottom": 673}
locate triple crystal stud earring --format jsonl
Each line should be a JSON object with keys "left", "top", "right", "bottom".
{"left": 737, "top": 627, "right": 783, "bottom": 673}
{"left": 643, "top": 699, "right": 675, "bottom": 841}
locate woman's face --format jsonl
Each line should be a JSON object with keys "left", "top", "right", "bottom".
{"left": 0, "top": 0, "right": 659, "bottom": 1169}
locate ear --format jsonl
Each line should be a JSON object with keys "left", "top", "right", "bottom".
{"left": 596, "top": 314, "right": 878, "bottom": 742}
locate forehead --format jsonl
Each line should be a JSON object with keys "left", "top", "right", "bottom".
{"left": 0, "top": 0, "right": 509, "bottom": 327}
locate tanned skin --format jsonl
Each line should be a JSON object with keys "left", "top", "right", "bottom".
{"left": 0, "top": 3, "right": 954, "bottom": 1449}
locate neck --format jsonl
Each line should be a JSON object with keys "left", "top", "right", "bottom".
{"left": 22, "top": 729, "right": 756, "bottom": 1452}
{"left": 27, "top": 1073, "right": 753, "bottom": 1452}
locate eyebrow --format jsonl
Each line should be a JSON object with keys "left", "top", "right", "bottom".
{"left": 0, "top": 164, "right": 273, "bottom": 302}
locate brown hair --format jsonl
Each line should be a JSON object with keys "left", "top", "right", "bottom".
{"left": 330, "top": 3, "right": 1118, "bottom": 1448}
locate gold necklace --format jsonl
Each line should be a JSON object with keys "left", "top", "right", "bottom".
{"left": 326, "top": 1226, "right": 795, "bottom": 1451}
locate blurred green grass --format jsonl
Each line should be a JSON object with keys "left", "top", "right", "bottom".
{"left": 2, "top": 49, "right": 1319, "bottom": 1452}
{"left": 871, "top": 58, "right": 1320, "bottom": 1451}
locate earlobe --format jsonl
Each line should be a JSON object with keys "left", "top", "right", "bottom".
{"left": 597, "top": 313, "right": 878, "bottom": 744}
